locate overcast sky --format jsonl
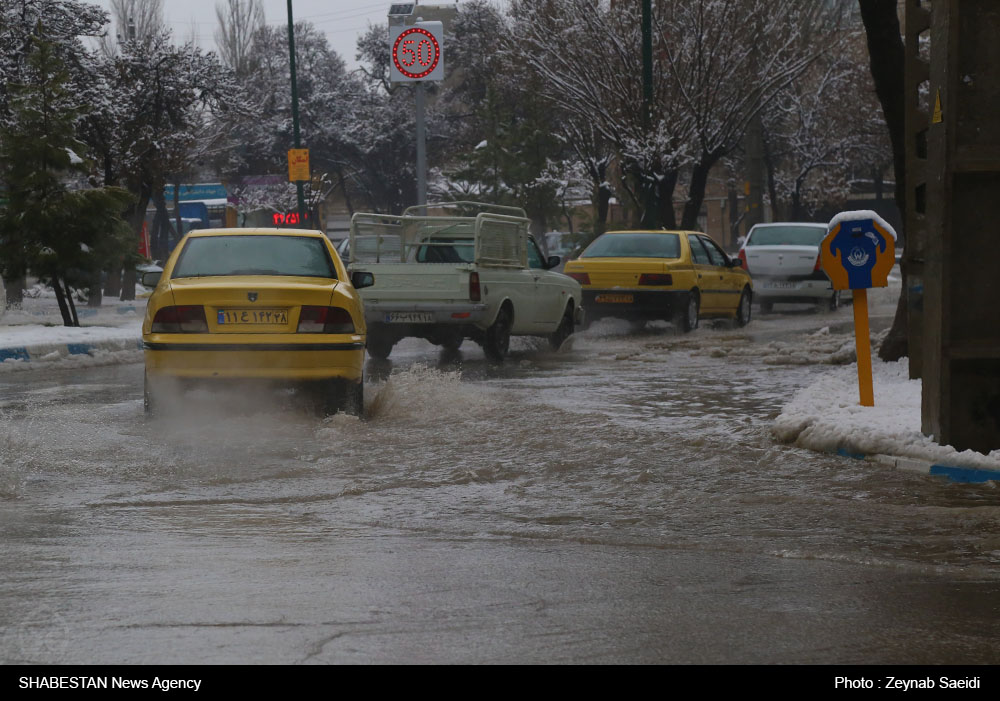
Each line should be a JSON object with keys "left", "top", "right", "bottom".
{"left": 85, "top": 0, "right": 401, "bottom": 69}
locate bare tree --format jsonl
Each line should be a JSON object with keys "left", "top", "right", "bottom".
{"left": 215, "top": 0, "right": 264, "bottom": 79}
{"left": 98, "top": 0, "right": 165, "bottom": 56}
{"left": 515, "top": 0, "right": 818, "bottom": 230}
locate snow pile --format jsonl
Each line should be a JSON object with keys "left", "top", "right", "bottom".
{"left": 773, "top": 358, "right": 1000, "bottom": 472}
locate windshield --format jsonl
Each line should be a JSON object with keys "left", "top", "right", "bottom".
{"left": 580, "top": 233, "right": 680, "bottom": 259}
{"left": 747, "top": 225, "right": 826, "bottom": 247}
{"left": 171, "top": 235, "right": 337, "bottom": 279}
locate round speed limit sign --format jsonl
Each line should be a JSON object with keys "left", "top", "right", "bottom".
{"left": 392, "top": 26, "right": 441, "bottom": 80}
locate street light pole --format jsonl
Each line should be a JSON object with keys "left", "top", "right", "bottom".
{"left": 287, "top": 0, "right": 307, "bottom": 223}
{"left": 640, "top": 0, "right": 659, "bottom": 229}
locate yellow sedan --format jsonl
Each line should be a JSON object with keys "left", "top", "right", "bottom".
{"left": 562, "top": 230, "right": 753, "bottom": 332}
{"left": 141, "top": 228, "right": 373, "bottom": 416}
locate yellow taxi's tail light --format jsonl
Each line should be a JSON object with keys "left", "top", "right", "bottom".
{"left": 469, "top": 272, "right": 482, "bottom": 302}
{"left": 151, "top": 305, "right": 208, "bottom": 333}
{"left": 638, "top": 273, "right": 673, "bottom": 285}
{"left": 567, "top": 272, "right": 590, "bottom": 285}
{"left": 297, "top": 306, "right": 355, "bottom": 334}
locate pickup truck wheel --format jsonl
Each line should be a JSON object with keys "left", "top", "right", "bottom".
{"left": 549, "top": 307, "right": 575, "bottom": 350}
{"left": 367, "top": 332, "right": 394, "bottom": 360}
{"left": 440, "top": 335, "right": 464, "bottom": 351}
{"left": 483, "top": 305, "right": 512, "bottom": 361}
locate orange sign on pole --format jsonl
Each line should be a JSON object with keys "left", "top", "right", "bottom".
{"left": 138, "top": 222, "right": 151, "bottom": 259}
{"left": 288, "top": 148, "right": 310, "bottom": 182}
{"left": 820, "top": 210, "right": 897, "bottom": 407}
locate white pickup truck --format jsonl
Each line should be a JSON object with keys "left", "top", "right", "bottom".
{"left": 345, "top": 202, "right": 583, "bottom": 360}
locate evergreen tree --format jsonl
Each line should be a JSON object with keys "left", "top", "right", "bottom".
{"left": 0, "top": 33, "right": 132, "bottom": 326}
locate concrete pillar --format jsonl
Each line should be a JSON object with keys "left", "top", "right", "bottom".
{"left": 922, "top": 0, "right": 1000, "bottom": 452}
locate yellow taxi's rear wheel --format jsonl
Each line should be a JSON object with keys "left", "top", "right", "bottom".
{"left": 345, "top": 377, "right": 364, "bottom": 417}
{"left": 735, "top": 287, "right": 752, "bottom": 327}
{"left": 677, "top": 290, "right": 699, "bottom": 333}
{"left": 316, "top": 377, "right": 364, "bottom": 417}
{"left": 143, "top": 371, "right": 154, "bottom": 416}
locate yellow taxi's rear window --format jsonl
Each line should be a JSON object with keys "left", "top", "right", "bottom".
{"left": 581, "top": 233, "right": 680, "bottom": 259}
{"left": 172, "top": 235, "right": 336, "bottom": 279}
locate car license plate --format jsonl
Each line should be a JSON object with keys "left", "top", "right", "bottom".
{"left": 762, "top": 282, "right": 798, "bottom": 290}
{"left": 217, "top": 309, "right": 288, "bottom": 325}
{"left": 384, "top": 312, "right": 434, "bottom": 324}
{"left": 595, "top": 294, "right": 634, "bottom": 304}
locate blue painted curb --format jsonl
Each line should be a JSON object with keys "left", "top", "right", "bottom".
{"left": 0, "top": 338, "right": 143, "bottom": 365}
{"left": 0, "top": 347, "right": 31, "bottom": 363}
{"left": 929, "top": 465, "right": 1000, "bottom": 484}
{"left": 837, "top": 449, "right": 1000, "bottom": 484}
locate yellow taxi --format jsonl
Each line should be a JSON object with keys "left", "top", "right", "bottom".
{"left": 562, "top": 230, "right": 752, "bottom": 332}
{"left": 140, "top": 228, "right": 373, "bottom": 416}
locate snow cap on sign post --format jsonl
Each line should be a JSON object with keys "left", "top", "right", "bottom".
{"left": 821, "top": 209, "right": 897, "bottom": 291}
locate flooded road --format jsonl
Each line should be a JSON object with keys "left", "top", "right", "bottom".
{"left": 2, "top": 305, "right": 999, "bottom": 664}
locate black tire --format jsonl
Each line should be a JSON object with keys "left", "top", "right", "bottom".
{"left": 827, "top": 290, "right": 841, "bottom": 312}
{"left": 483, "top": 304, "right": 512, "bottom": 361}
{"left": 549, "top": 306, "right": 575, "bottom": 350}
{"left": 316, "top": 378, "right": 364, "bottom": 417}
{"left": 439, "top": 335, "right": 464, "bottom": 351}
{"left": 759, "top": 300, "right": 773, "bottom": 314}
{"left": 735, "top": 287, "right": 752, "bottom": 327}
{"left": 366, "top": 330, "right": 394, "bottom": 360}
{"left": 343, "top": 378, "right": 364, "bottom": 418}
{"left": 677, "top": 290, "right": 700, "bottom": 333}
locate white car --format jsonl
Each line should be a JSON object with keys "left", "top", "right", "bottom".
{"left": 736, "top": 222, "right": 838, "bottom": 313}
{"left": 347, "top": 202, "right": 583, "bottom": 360}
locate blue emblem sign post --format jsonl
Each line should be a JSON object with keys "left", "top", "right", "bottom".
{"left": 821, "top": 211, "right": 897, "bottom": 406}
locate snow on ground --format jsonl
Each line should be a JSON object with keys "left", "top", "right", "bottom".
{"left": 773, "top": 357, "right": 1000, "bottom": 472}
{"left": 0, "top": 319, "right": 141, "bottom": 348}
{"left": 1, "top": 285, "right": 146, "bottom": 372}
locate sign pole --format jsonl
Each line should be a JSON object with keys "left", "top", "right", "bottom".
{"left": 821, "top": 210, "right": 897, "bottom": 407}
{"left": 388, "top": 11, "right": 443, "bottom": 217}
{"left": 852, "top": 288, "right": 874, "bottom": 407}
{"left": 287, "top": 0, "right": 307, "bottom": 223}
{"left": 416, "top": 80, "right": 427, "bottom": 216}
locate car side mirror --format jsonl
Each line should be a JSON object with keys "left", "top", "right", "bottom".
{"left": 546, "top": 256, "right": 561, "bottom": 269}
{"left": 728, "top": 258, "right": 743, "bottom": 268}
{"left": 351, "top": 271, "right": 375, "bottom": 289}
{"left": 141, "top": 271, "right": 162, "bottom": 287}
